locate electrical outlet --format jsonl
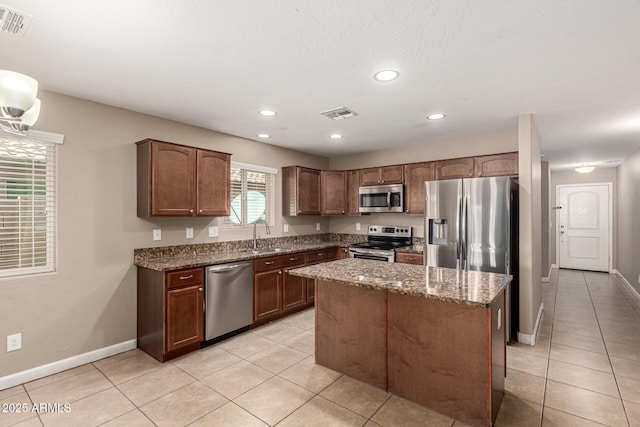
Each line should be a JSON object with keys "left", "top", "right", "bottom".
{"left": 208, "top": 226, "right": 218, "bottom": 237}
{"left": 284, "top": 224, "right": 289, "bottom": 233}
{"left": 316, "top": 223, "right": 320, "bottom": 231}
{"left": 7, "top": 333, "right": 21, "bottom": 352}
{"left": 356, "top": 223, "right": 361, "bottom": 231}
{"left": 152, "top": 229, "right": 161, "bottom": 241}
{"left": 186, "top": 227, "right": 194, "bottom": 239}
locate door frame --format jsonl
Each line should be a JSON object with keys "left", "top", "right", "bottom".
{"left": 555, "top": 182, "right": 613, "bottom": 273}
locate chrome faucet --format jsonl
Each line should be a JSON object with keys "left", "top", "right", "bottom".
{"left": 252, "top": 219, "right": 271, "bottom": 250}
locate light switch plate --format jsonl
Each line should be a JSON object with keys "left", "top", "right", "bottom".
{"left": 186, "top": 227, "right": 194, "bottom": 239}
{"left": 152, "top": 229, "right": 161, "bottom": 241}
{"left": 7, "top": 333, "right": 21, "bottom": 352}
{"left": 356, "top": 223, "right": 361, "bottom": 231}
{"left": 316, "top": 223, "right": 320, "bottom": 231}
{"left": 208, "top": 226, "right": 218, "bottom": 237}
{"left": 284, "top": 224, "right": 289, "bottom": 233}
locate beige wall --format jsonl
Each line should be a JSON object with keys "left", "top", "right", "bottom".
{"left": 328, "top": 131, "right": 519, "bottom": 238}
{"left": 549, "top": 168, "right": 617, "bottom": 269}
{"left": 0, "top": 91, "right": 330, "bottom": 377}
{"left": 616, "top": 149, "right": 640, "bottom": 293}
{"left": 541, "top": 161, "right": 550, "bottom": 278}
{"left": 518, "top": 114, "right": 542, "bottom": 337}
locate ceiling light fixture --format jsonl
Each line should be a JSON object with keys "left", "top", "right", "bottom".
{"left": 330, "top": 134, "right": 343, "bottom": 140}
{"left": 373, "top": 70, "right": 399, "bottom": 82}
{"left": 257, "top": 133, "right": 270, "bottom": 139}
{"left": 427, "top": 113, "right": 446, "bottom": 120}
{"left": 259, "top": 110, "right": 277, "bottom": 117}
{"left": 575, "top": 166, "right": 595, "bottom": 174}
{"left": 0, "top": 70, "right": 40, "bottom": 133}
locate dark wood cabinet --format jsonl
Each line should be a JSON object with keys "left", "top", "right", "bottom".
{"left": 282, "top": 166, "right": 321, "bottom": 216}
{"left": 283, "top": 270, "right": 307, "bottom": 311}
{"left": 321, "top": 170, "right": 347, "bottom": 215}
{"left": 137, "top": 139, "right": 230, "bottom": 217}
{"left": 137, "top": 266, "right": 204, "bottom": 362}
{"left": 254, "top": 269, "right": 283, "bottom": 321}
{"left": 396, "top": 252, "right": 424, "bottom": 265}
{"left": 435, "top": 157, "right": 474, "bottom": 180}
{"left": 337, "top": 246, "right": 349, "bottom": 259}
{"left": 359, "top": 165, "right": 404, "bottom": 186}
{"left": 474, "top": 153, "right": 518, "bottom": 177}
{"left": 346, "top": 170, "right": 361, "bottom": 215}
{"left": 403, "top": 162, "right": 435, "bottom": 215}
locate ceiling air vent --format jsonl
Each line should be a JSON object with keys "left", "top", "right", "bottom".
{"left": 0, "top": 5, "right": 33, "bottom": 37}
{"left": 319, "top": 106, "right": 358, "bottom": 121}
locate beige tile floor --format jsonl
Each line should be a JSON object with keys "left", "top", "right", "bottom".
{"left": 2, "top": 269, "right": 640, "bottom": 426}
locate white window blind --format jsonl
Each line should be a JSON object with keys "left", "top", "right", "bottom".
{"left": 224, "top": 163, "right": 276, "bottom": 229}
{"left": 0, "top": 132, "right": 60, "bottom": 277}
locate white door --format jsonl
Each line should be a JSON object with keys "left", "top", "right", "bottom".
{"left": 557, "top": 184, "right": 610, "bottom": 272}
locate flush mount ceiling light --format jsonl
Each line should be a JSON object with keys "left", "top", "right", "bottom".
{"left": 256, "top": 133, "right": 270, "bottom": 139}
{"left": 329, "top": 134, "right": 343, "bottom": 140}
{"left": 0, "top": 70, "right": 41, "bottom": 133}
{"left": 258, "top": 109, "right": 277, "bottom": 117}
{"left": 373, "top": 70, "right": 399, "bottom": 82}
{"left": 427, "top": 113, "right": 446, "bottom": 120}
{"left": 575, "top": 165, "right": 595, "bottom": 174}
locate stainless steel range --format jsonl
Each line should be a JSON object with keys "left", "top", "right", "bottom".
{"left": 349, "top": 225, "right": 412, "bottom": 262}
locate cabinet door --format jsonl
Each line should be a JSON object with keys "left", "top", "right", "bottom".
{"left": 166, "top": 285, "right": 203, "bottom": 352}
{"left": 404, "top": 162, "right": 435, "bottom": 215}
{"left": 380, "top": 165, "right": 404, "bottom": 184}
{"left": 337, "top": 246, "right": 349, "bottom": 259}
{"left": 196, "top": 150, "right": 231, "bottom": 216}
{"left": 346, "top": 170, "right": 361, "bottom": 215}
{"left": 254, "top": 270, "right": 283, "bottom": 321}
{"left": 321, "top": 170, "right": 347, "bottom": 215}
{"left": 297, "top": 167, "right": 321, "bottom": 215}
{"left": 359, "top": 168, "right": 381, "bottom": 186}
{"left": 474, "top": 153, "right": 518, "bottom": 177}
{"left": 283, "top": 270, "right": 307, "bottom": 311}
{"left": 151, "top": 141, "right": 196, "bottom": 216}
{"left": 396, "top": 252, "right": 424, "bottom": 265}
{"left": 435, "top": 158, "right": 474, "bottom": 180}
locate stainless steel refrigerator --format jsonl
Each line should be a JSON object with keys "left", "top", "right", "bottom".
{"left": 425, "top": 176, "right": 518, "bottom": 340}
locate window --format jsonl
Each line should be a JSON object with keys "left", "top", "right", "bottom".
{"left": 0, "top": 130, "right": 61, "bottom": 277}
{"left": 224, "top": 162, "right": 276, "bottom": 229}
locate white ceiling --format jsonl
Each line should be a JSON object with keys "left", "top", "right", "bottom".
{"left": 1, "top": 1, "right": 639, "bottom": 169}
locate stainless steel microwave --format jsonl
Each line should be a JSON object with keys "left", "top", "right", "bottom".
{"left": 358, "top": 184, "right": 404, "bottom": 213}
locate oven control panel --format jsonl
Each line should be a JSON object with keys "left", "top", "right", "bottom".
{"left": 368, "top": 225, "right": 412, "bottom": 238}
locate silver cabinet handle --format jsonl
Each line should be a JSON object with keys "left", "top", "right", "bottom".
{"left": 278, "top": 271, "right": 282, "bottom": 275}
{"left": 179, "top": 275, "right": 194, "bottom": 280}
{"left": 189, "top": 209, "right": 194, "bottom": 213}
{"left": 265, "top": 261, "right": 275, "bottom": 265}
{"left": 198, "top": 287, "right": 203, "bottom": 292}
{"left": 290, "top": 257, "right": 298, "bottom": 261}
{"left": 407, "top": 257, "right": 416, "bottom": 261}
{"left": 199, "top": 209, "right": 203, "bottom": 213}
{"left": 318, "top": 252, "right": 324, "bottom": 256}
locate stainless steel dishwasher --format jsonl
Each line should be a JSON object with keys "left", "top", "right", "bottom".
{"left": 204, "top": 260, "right": 253, "bottom": 345}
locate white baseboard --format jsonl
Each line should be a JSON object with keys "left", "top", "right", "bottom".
{"left": 616, "top": 272, "right": 640, "bottom": 304}
{"left": 551, "top": 264, "right": 559, "bottom": 270}
{"left": 0, "top": 339, "right": 136, "bottom": 391}
{"left": 517, "top": 303, "right": 544, "bottom": 346}
{"left": 542, "top": 265, "right": 556, "bottom": 283}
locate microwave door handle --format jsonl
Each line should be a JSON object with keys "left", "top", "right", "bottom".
{"left": 387, "top": 192, "right": 391, "bottom": 209}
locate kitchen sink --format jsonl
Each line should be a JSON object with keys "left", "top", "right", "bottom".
{"left": 243, "top": 248, "right": 283, "bottom": 254}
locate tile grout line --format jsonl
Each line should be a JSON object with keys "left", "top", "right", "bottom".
{"left": 539, "top": 266, "right": 559, "bottom": 426}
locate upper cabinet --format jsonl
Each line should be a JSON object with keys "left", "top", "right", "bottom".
{"left": 320, "top": 170, "right": 347, "bottom": 215}
{"left": 346, "top": 170, "right": 361, "bottom": 215}
{"left": 403, "top": 161, "right": 435, "bottom": 215}
{"left": 435, "top": 157, "right": 474, "bottom": 180}
{"left": 136, "top": 139, "right": 231, "bottom": 217}
{"left": 282, "top": 166, "right": 321, "bottom": 216}
{"left": 474, "top": 153, "right": 518, "bottom": 177}
{"left": 359, "top": 165, "right": 404, "bottom": 186}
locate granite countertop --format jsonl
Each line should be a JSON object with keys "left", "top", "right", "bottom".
{"left": 288, "top": 258, "right": 511, "bottom": 307}
{"left": 395, "top": 244, "right": 424, "bottom": 254}
{"left": 134, "top": 242, "right": 342, "bottom": 272}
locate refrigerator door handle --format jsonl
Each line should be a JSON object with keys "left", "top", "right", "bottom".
{"left": 461, "top": 191, "right": 468, "bottom": 270}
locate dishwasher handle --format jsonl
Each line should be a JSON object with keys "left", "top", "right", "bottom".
{"left": 207, "top": 263, "right": 251, "bottom": 273}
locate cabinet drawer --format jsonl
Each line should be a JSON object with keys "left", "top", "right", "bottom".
{"left": 305, "top": 247, "right": 338, "bottom": 264}
{"left": 166, "top": 268, "right": 203, "bottom": 289}
{"left": 254, "top": 252, "right": 305, "bottom": 273}
{"left": 396, "top": 252, "right": 424, "bottom": 265}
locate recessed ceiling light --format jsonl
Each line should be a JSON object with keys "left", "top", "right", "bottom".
{"left": 575, "top": 165, "right": 595, "bottom": 174}
{"left": 373, "top": 70, "right": 399, "bottom": 82}
{"left": 259, "top": 110, "right": 277, "bottom": 117}
{"left": 257, "top": 133, "right": 270, "bottom": 139}
{"left": 427, "top": 113, "right": 446, "bottom": 120}
{"left": 330, "top": 134, "right": 343, "bottom": 139}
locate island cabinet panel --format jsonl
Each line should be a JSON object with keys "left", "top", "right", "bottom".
{"left": 403, "top": 162, "right": 435, "bottom": 215}
{"left": 320, "top": 170, "right": 347, "bottom": 215}
{"left": 387, "top": 291, "right": 505, "bottom": 426}
{"left": 316, "top": 280, "right": 387, "bottom": 389}
{"left": 435, "top": 157, "right": 474, "bottom": 180}
{"left": 474, "top": 152, "right": 518, "bottom": 177}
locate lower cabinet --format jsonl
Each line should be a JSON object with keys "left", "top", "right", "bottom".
{"left": 396, "top": 252, "right": 424, "bottom": 265}
{"left": 254, "top": 269, "right": 283, "bottom": 321}
{"left": 137, "top": 266, "right": 204, "bottom": 362}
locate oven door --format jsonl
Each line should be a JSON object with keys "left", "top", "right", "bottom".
{"left": 349, "top": 247, "right": 394, "bottom": 262}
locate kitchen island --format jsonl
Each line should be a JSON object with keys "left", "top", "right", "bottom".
{"left": 288, "top": 258, "right": 511, "bottom": 427}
